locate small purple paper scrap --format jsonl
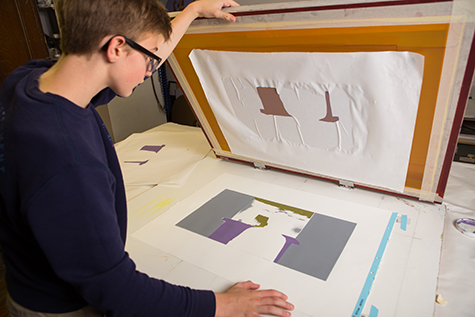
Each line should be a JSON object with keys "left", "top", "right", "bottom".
{"left": 124, "top": 160, "right": 149, "bottom": 166}
{"left": 141, "top": 145, "right": 165, "bottom": 153}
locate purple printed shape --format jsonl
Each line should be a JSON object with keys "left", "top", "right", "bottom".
{"left": 319, "top": 91, "right": 339, "bottom": 123}
{"left": 141, "top": 145, "right": 165, "bottom": 153}
{"left": 208, "top": 218, "right": 253, "bottom": 245}
{"left": 257, "top": 87, "right": 292, "bottom": 117}
{"left": 124, "top": 160, "right": 149, "bottom": 166}
{"left": 274, "top": 234, "right": 300, "bottom": 263}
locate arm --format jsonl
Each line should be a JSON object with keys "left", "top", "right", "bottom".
{"left": 28, "top": 165, "right": 215, "bottom": 316}
{"left": 156, "top": 0, "right": 240, "bottom": 65}
{"left": 152, "top": 1, "right": 295, "bottom": 315}
{"left": 156, "top": 2, "right": 295, "bottom": 316}
{"left": 215, "top": 281, "right": 295, "bottom": 317}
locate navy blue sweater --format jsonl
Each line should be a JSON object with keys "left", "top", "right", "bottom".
{"left": 0, "top": 60, "right": 215, "bottom": 316}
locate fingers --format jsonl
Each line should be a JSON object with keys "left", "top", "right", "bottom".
{"left": 257, "top": 295, "right": 294, "bottom": 311}
{"left": 233, "top": 281, "right": 290, "bottom": 303}
{"left": 193, "top": 0, "right": 239, "bottom": 22}
{"left": 216, "top": 11, "right": 236, "bottom": 23}
{"left": 235, "top": 280, "right": 260, "bottom": 290}
{"left": 251, "top": 289, "right": 294, "bottom": 315}
{"left": 254, "top": 288, "right": 294, "bottom": 316}
{"left": 215, "top": 281, "right": 295, "bottom": 317}
{"left": 219, "top": 0, "right": 239, "bottom": 22}
{"left": 223, "top": 0, "right": 240, "bottom": 7}
{"left": 252, "top": 294, "right": 294, "bottom": 317}
{"left": 259, "top": 305, "right": 293, "bottom": 317}
{"left": 256, "top": 288, "right": 289, "bottom": 301}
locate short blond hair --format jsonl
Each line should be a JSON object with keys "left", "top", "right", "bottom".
{"left": 55, "top": 0, "right": 172, "bottom": 55}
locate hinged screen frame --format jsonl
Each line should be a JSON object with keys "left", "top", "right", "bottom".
{"left": 168, "top": 0, "right": 475, "bottom": 202}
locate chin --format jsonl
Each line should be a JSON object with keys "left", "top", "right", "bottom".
{"left": 114, "top": 88, "right": 134, "bottom": 98}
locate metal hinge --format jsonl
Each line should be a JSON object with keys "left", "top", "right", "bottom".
{"left": 339, "top": 179, "right": 355, "bottom": 189}
{"left": 253, "top": 161, "right": 267, "bottom": 170}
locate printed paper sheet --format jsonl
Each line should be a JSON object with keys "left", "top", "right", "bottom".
{"left": 189, "top": 50, "right": 424, "bottom": 192}
{"left": 132, "top": 174, "right": 394, "bottom": 316}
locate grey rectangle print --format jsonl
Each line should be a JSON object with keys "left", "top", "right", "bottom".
{"left": 176, "top": 189, "right": 356, "bottom": 281}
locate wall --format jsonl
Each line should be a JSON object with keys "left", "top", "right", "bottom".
{"left": 0, "top": 0, "right": 49, "bottom": 85}
{"left": 107, "top": 72, "right": 167, "bottom": 143}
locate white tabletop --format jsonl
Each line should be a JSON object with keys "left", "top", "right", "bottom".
{"left": 119, "top": 123, "right": 474, "bottom": 317}
{"left": 434, "top": 161, "right": 475, "bottom": 317}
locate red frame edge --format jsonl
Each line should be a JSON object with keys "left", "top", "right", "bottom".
{"left": 437, "top": 31, "right": 475, "bottom": 198}
{"left": 224, "top": 0, "right": 453, "bottom": 18}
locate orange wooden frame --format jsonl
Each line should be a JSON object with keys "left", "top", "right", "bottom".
{"left": 172, "top": 23, "right": 449, "bottom": 190}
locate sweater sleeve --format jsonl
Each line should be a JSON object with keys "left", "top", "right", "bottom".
{"left": 25, "top": 164, "right": 216, "bottom": 316}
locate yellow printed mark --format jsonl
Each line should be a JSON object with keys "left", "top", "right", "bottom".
{"left": 254, "top": 198, "right": 314, "bottom": 219}
{"left": 134, "top": 196, "right": 174, "bottom": 217}
{"left": 254, "top": 214, "right": 269, "bottom": 228}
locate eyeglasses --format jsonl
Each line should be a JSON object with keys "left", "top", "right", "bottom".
{"left": 101, "top": 34, "right": 162, "bottom": 73}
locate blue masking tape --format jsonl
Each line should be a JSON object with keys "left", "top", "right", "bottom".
{"left": 352, "top": 212, "right": 398, "bottom": 317}
{"left": 369, "top": 305, "right": 379, "bottom": 317}
{"left": 401, "top": 215, "right": 407, "bottom": 231}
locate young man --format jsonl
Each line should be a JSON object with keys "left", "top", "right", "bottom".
{"left": 0, "top": 0, "right": 295, "bottom": 316}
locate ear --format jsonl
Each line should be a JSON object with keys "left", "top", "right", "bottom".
{"left": 102, "top": 36, "right": 127, "bottom": 63}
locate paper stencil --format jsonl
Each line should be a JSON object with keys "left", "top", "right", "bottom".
{"left": 177, "top": 189, "right": 356, "bottom": 281}
{"left": 189, "top": 50, "right": 424, "bottom": 192}
{"left": 115, "top": 124, "right": 210, "bottom": 185}
{"left": 224, "top": 79, "right": 368, "bottom": 154}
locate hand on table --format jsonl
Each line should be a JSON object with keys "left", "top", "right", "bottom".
{"left": 215, "top": 280, "right": 295, "bottom": 317}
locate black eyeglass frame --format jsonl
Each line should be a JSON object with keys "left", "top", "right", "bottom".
{"left": 101, "top": 34, "right": 162, "bottom": 73}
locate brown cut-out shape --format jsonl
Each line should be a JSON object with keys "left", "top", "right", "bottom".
{"left": 320, "top": 91, "right": 339, "bottom": 123}
{"left": 257, "top": 87, "right": 291, "bottom": 117}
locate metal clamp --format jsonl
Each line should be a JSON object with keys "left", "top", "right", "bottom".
{"left": 339, "top": 179, "right": 355, "bottom": 189}
{"left": 253, "top": 161, "right": 267, "bottom": 170}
